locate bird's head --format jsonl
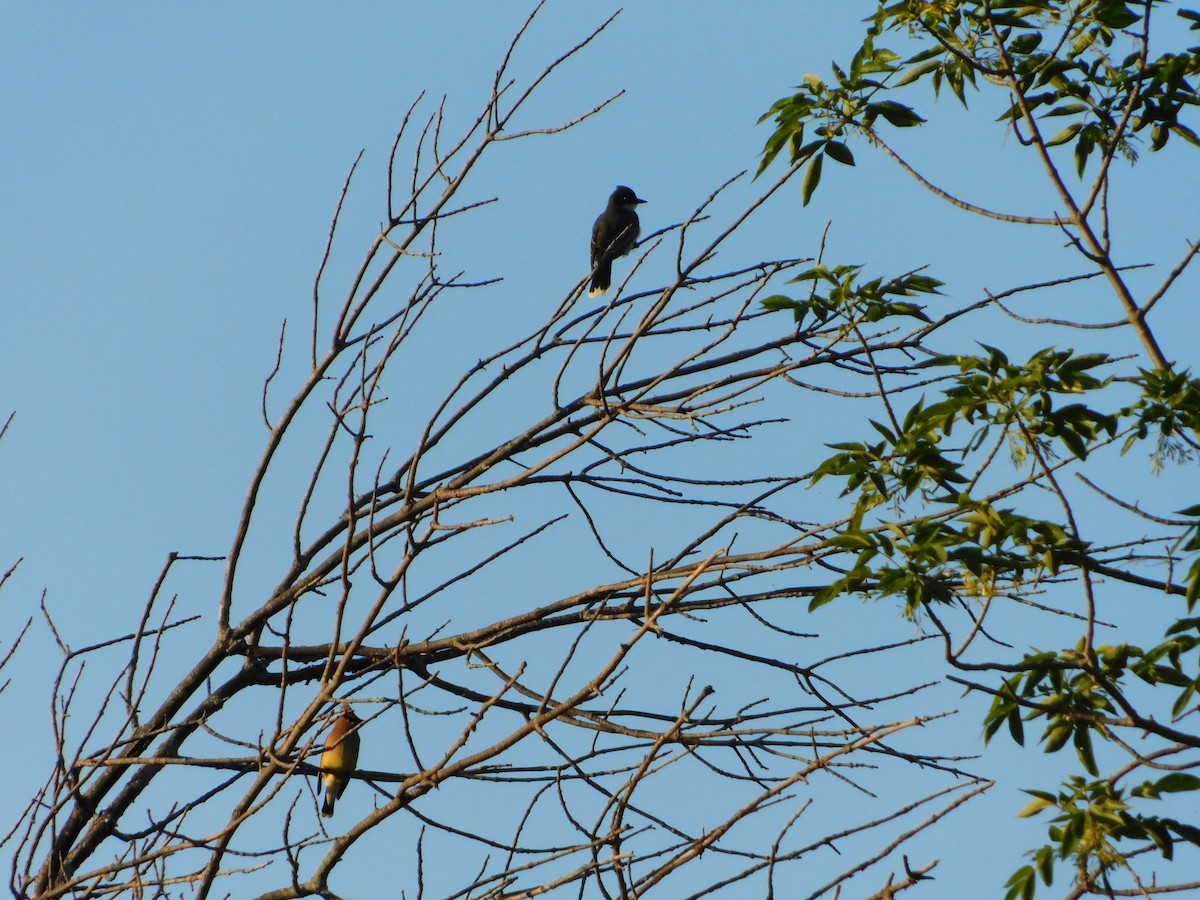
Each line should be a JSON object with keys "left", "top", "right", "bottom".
{"left": 611, "top": 185, "right": 646, "bottom": 208}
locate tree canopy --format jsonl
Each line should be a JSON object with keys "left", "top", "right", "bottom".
{"left": 759, "top": 2, "right": 1200, "bottom": 896}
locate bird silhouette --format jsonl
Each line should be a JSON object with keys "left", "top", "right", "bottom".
{"left": 590, "top": 185, "right": 646, "bottom": 296}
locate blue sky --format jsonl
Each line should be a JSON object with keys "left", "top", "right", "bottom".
{"left": 3, "top": 2, "right": 1199, "bottom": 897}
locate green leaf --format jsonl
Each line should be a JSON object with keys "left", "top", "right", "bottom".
{"left": 1166, "top": 616, "right": 1200, "bottom": 636}
{"left": 1074, "top": 725, "right": 1098, "bottom": 776}
{"left": 1008, "top": 32, "right": 1043, "bottom": 55}
{"left": 1044, "top": 721, "right": 1072, "bottom": 753}
{"left": 1042, "top": 103, "right": 1091, "bottom": 118}
{"left": 787, "top": 265, "right": 834, "bottom": 285}
{"left": 826, "top": 531, "right": 875, "bottom": 551}
{"left": 792, "top": 138, "right": 825, "bottom": 165}
{"left": 760, "top": 294, "right": 798, "bottom": 311}
{"left": 903, "top": 274, "right": 944, "bottom": 293}
{"left": 1152, "top": 124, "right": 1170, "bottom": 151}
{"left": 1074, "top": 127, "right": 1095, "bottom": 176}
{"left": 1155, "top": 773, "right": 1200, "bottom": 794}
{"left": 1058, "top": 427, "right": 1087, "bottom": 460}
{"left": 1095, "top": 1, "right": 1140, "bottom": 29}
{"left": 1007, "top": 707, "right": 1025, "bottom": 746}
{"left": 867, "top": 99, "right": 926, "bottom": 128}
{"left": 1004, "top": 864, "right": 1037, "bottom": 900}
{"left": 1144, "top": 817, "right": 1175, "bottom": 858}
{"left": 824, "top": 140, "right": 856, "bottom": 166}
{"left": 1046, "top": 122, "right": 1083, "bottom": 147}
{"left": 809, "top": 579, "right": 846, "bottom": 611}
{"left": 1170, "top": 820, "right": 1200, "bottom": 845}
{"left": 1035, "top": 845, "right": 1054, "bottom": 885}
{"left": 1018, "top": 795, "right": 1056, "bottom": 818}
{"left": 801, "top": 153, "right": 824, "bottom": 206}
{"left": 1169, "top": 123, "right": 1200, "bottom": 150}
{"left": 893, "top": 58, "right": 942, "bottom": 87}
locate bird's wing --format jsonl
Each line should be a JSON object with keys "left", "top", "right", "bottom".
{"left": 591, "top": 215, "right": 607, "bottom": 264}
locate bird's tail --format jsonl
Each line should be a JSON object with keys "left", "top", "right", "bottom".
{"left": 589, "top": 260, "right": 612, "bottom": 297}
{"left": 321, "top": 791, "right": 336, "bottom": 817}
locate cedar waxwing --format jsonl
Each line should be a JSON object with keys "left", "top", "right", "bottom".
{"left": 319, "top": 706, "right": 361, "bottom": 817}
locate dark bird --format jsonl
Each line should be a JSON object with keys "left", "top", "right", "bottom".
{"left": 589, "top": 185, "right": 646, "bottom": 296}
{"left": 319, "top": 706, "right": 361, "bottom": 817}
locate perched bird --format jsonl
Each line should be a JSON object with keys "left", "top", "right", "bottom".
{"left": 319, "top": 706, "right": 361, "bottom": 817}
{"left": 589, "top": 185, "right": 646, "bottom": 296}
